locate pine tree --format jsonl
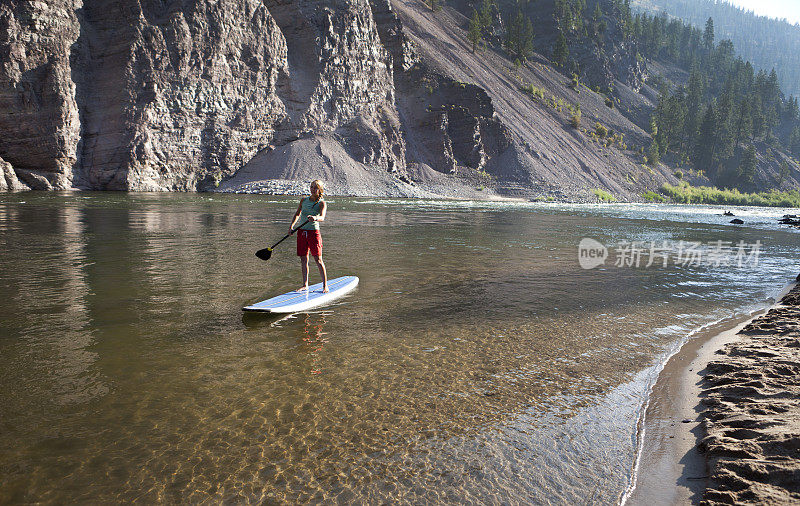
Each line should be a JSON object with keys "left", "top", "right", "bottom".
{"left": 468, "top": 11, "right": 482, "bottom": 54}
{"left": 737, "top": 145, "right": 757, "bottom": 185}
{"left": 647, "top": 140, "right": 661, "bottom": 166}
{"left": 504, "top": 10, "right": 534, "bottom": 60}
{"left": 592, "top": 3, "right": 606, "bottom": 41}
{"left": 479, "top": 0, "right": 493, "bottom": 32}
{"left": 733, "top": 98, "right": 752, "bottom": 149}
{"left": 788, "top": 97, "right": 799, "bottom": 123}
{"left": 703, "top": 17, "right": 715, "bottom": 50}
{"left": 696, "top": 104, "right": 718, "bottom": 172}
{"left": 682, "top": 65, "right": 705, "bottom": 155}
{"left": 778, "top": 160, "right": 790, "bottom": 186}
{"left": 790, "top": 127, "right": 800, "bottom": 158}
{"left": 618, "top": 0, "right": 633, "bottom": 39}
{"left": 715, "top": 82, "right": 736, "bottom": 160}
{"left": 659, "top": 91, "right": 687, "bottom": 153}
{"left": 751, "top": 100, "right": 766, "bottom": 142}
{"left": 553, "top": 31, "right": 568, "bottom": 67}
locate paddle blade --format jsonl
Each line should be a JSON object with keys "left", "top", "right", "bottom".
{"left": 255, "top": 247, "right": 273, "bottom": 261}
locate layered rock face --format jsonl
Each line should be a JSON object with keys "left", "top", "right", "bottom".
{"left": 0, "top": 0, "right": 408, "bottom": 191}
{"left": 397, "top": 73, "right": 512, "bottom": 176}
{"left": 0, "top": 0, "right": 81, "bottom": 189}
{"left": 76, "top": 0, "right": 291, "bottom": 190}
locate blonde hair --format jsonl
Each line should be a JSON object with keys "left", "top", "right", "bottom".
{"left": 311, "top": 179, "right": 324, "bottom": 196}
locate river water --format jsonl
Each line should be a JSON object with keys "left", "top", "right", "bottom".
{"left": 0, "top": 193, "right": 797, "bottom": 503}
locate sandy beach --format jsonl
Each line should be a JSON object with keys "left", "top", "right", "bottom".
{"left": 629, "top": 275, "right": 800, "bottom": 504}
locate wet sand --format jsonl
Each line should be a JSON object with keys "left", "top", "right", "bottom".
{"left": 628, "top": 277, "right": 800, "bottom": 504}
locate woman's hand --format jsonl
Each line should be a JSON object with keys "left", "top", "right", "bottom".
{"left": 308, "top": 215, "right": 317, "bottom": 222}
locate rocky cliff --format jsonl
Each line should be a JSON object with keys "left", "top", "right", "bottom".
{"left": 0, "top": 0, "right": 409, "bottom": 193}
{"left": 1, "top": 0, "right": 795, "bottom": 199}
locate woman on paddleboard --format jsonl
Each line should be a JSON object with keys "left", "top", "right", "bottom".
{"left": 290, "top": 180, "right": 329, "bottom": 293}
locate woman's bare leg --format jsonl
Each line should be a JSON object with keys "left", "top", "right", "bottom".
{"left": 313, "top": 255, "right": 328, "bottom": 292}
{"left": 297, "top": 254, "right": 309, "bottom": 291}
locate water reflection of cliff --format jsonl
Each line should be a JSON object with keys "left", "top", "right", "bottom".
{"left": 0, "top": 200, "right": 104, "bottom": 409}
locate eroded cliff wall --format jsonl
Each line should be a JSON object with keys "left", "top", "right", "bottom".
{"left": 0, "top": 0, "right": 408, "bottom": 192}
{"left": 0, "top": 0, "right": 81, "bottom": 190}
{"left": 75, "top": 0, "right": 291, "bottom": 190}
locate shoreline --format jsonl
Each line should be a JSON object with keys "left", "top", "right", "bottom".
{"left": 8, "top": 188, "right": 800, "bottom": 214}
{"left": 626, "top": 277, "right": 800, "bottom": 504}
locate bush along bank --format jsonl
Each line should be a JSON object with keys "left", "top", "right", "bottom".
{"left": 660, "top": 182, "right": 800, "bottom": 207}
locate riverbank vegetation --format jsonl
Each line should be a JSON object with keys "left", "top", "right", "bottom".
{"left": 660, "top": 182, "right": 800, "bottom": 207}
{"left": 592, "top": 188, "right": 617, "bottom": 202}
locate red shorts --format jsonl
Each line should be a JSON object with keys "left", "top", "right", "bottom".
{"left": 296, "top": 229, "right": 322, "bottom": 257}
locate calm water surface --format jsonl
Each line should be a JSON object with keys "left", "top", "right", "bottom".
{"left": 0, "top": 193, "right": 797, "bottom": 504}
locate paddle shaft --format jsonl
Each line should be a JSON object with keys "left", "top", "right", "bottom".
{"left": 270, "top": 219, "right": 310, "bottom": 250}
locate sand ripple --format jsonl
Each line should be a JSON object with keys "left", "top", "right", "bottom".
{"left": 700, "top": 284, "right": 800, "bottom": 504}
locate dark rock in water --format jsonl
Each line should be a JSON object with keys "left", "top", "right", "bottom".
{"left": 730, "top": 219, "right": 744, "bottom": 224}
{"left": 796, "top": 272, "right": 800, "bottom": 282}
{"left": 723, "top": 211, "right": 734, "bottom": 216}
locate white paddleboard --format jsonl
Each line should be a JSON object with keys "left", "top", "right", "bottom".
{"left": 243, "top": 276, "right": 359, "bottom": 313}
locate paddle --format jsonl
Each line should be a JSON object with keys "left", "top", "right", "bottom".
{"left": 255, "top": 219, "right": 310, "bottom": 261}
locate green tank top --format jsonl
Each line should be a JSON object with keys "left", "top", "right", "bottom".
{"left": 299, "top": 197, "right": 323, "bottom": 230}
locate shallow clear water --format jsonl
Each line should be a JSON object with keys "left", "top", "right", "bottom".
{"left": 0, "top": 193, "right": 797, "bottom": 503}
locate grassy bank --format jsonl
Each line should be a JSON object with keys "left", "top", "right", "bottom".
{"left": 660, "top": 182, "right": 800, "bottom": 208}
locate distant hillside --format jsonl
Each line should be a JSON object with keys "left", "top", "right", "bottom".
{"left": 632, "top": 0, "right": 800, "bottom": 97}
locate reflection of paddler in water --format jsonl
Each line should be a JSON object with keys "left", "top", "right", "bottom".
{"left": 290, "top": 180, "right": 328, "bottom": 293}
{"left": 300, "top": 313, "right": 328, "bottom": 375}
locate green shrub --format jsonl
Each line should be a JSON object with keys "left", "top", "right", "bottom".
{"left": 605, "top": 96, "right": 614, "bottom": 108}
{"left": 570, "top": 109, "right": 582, "bottom": 128}
{"left": 642, "top": 190, "right": 665, "bottom": 202}
{"left": 594, "top": 122, "right": 608, "bottom": 138}
{"left": 674, "top": 170, "right": 683, "bottom": 179}
{"left": 521, "top": 83, "right": 546, "bottom": 101}
{"left": 592, "top": 188, "right": 617, "bottom": 202}
{"left": 570, "top": 73, "right": 581, "bottom": 91}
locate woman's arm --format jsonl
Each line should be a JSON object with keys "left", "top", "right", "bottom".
{"left": 289, "top": 198, "right": 304, "bottom": 231}
{"left": 309, "top": 201, "right": 326, "bottom": 222}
